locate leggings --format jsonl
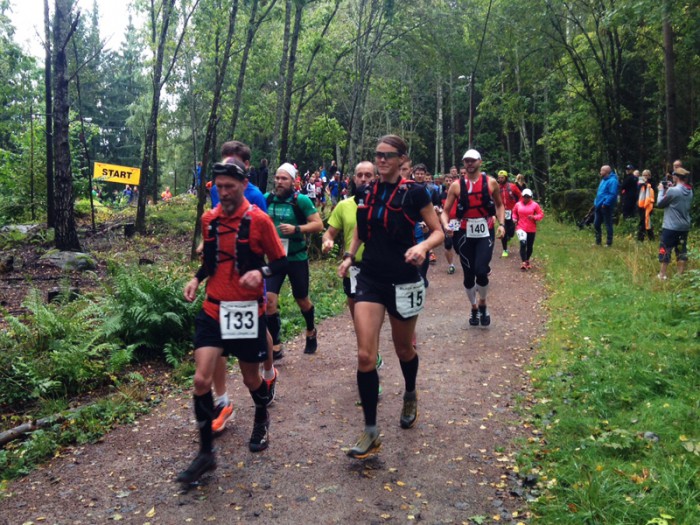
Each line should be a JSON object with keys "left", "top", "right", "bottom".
{"left": 519, "top": 232, "right": 536, "bottom": 262}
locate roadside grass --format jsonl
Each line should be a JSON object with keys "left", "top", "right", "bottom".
{"left": 0, "top": 199, "right": 345, "bottom": 483}
{"left": 522, "top": 220, "right": 700, "bottom": 524}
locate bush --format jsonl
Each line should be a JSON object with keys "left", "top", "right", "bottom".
{"left": 550, "top": 189, "right": 596, "bottom": 223}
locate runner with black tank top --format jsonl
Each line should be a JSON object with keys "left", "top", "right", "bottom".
{"left": 441, "top": 149, "right": 505, "bottom": 327}
{"left": 338, "top": 135, "right": 444, "bottom": 459}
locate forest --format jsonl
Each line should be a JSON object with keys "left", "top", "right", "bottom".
{"left": 0, "top": 0, "right": 698, "bottom": 245}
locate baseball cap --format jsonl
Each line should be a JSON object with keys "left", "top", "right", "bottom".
{"left": 277, "top": 162, "right": 298, "bottom": 179}
{"left": 522, "top": 188, "right": 533, "bottom": 197}
{"left": 626, "top": 163, "right": 634, "bottom": 169}
{"left": 462, "top": 149, "right": 481, "bottom": 160}
{"left": 497, "top": 170, "right": 508, "bottom": 178}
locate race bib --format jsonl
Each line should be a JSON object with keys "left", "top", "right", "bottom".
{"left": 516, "top": 229, "right": 527, "bottom": 242}
{"left": 448, "top": 219, "right": 461, "bottom": 231}
{"left": 280, "top": 238, "right": 289, "bottom": 255}
{"left": 505, "top": 209, "right": 512, "bottom": 220}
{"left": 395, "top": 281, "right": 425, "bottom": 318}
{"left": 219, "top": 301, "right": 258, "bottom": 340}
{"left": 466, "top": 218, "right": 490, "bottom": 238}
{"left": 349, "top": 265, "right": 360, "bottom": 294}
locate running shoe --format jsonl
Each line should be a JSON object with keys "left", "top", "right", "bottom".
{"left": 304, "top": 329, "right": 318, "bottom": 354}
{"left": 501, "top": 250, "right": 509, "bottom": 258}
{"left": 478, "top": 304, "right": 491, "bottom": 327}
{"left": 520, "top": 262, "right": 527, "bottom": 271}
{"left": 249, "top": 417, "right": 270, "bottom": 452}
{"left": 447, "top": 264, "right": 456, "bottom": 274}
{"left": 400, "top": 392, "right": 418, "bottom": 429}
{"left": 176, "top": 452, "right": 216, "bottom": 484}
{"left": 429, "top": 251, "right": 437, "bottom": 264}
{"left": 272, "top": 346, "right": 284, "bottom": 360}
{"left": 525, "top": 260, "right": 532, "bottom": 270}
{"left": 212, "top": 401, "right": 233, "bottom": 434}
{"left": 376, "top": 353, "right": 384, "bottom": 370}
{"left": 469, "top": 308, "right": 480, "bottom": 326}
{"left": 347, "top": 430, "right": 381, "bottom": 459}
{"left": 264, "top": 368, "right": 278, "bottom": 407}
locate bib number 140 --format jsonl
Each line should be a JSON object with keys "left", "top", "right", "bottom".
{"left": 219, "top": 301, "right": 258, "bottom": 339}
{"left": 466, "top": 218, "right": 489, "bottom": 238}
{"left": 395, "top": 281, "right": 425, "bottom": 318}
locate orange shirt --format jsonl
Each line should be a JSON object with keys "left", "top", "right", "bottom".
{"left": 201, "top": 199, "right": 286, "bottom": 319}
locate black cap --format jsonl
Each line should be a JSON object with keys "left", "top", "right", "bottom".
{"left": 212, "top": 159, "right": 247, "bottom": 181}
{"left": 626, "top": 163, "right": 634, "bottom": 170}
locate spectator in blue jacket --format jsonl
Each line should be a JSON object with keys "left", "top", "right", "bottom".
{"left": 593, "top": 164, "right": 619, "bottom": 246}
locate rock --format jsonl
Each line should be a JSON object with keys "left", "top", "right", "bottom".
{"left": 643, "top": 431, "right": 660, "bottom": 443}
{"left": 0, "top": 255, "right": 13, "bottom": 274}
{"left": 40, "top": 250, "right": 97, "bottom": 271}
{"left": 0, "top": 224, "right": 40, "bottom": 234}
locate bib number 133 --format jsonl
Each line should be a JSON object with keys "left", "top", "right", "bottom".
{"left": 395, "top": 281, "right": 425, "bottom": 318}
{"left": 219, "top": 301, "right": 258, "bottom": 339}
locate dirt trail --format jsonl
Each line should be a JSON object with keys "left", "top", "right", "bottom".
{"left": 0, "top": 245, "right": 546, "bottom": 525}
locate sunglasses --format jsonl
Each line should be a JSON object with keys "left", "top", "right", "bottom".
{"left": 212, "top": 162, "right": 246, "bottom": 178}
{"left": 374, "top": 151, "right": 400, "bottom": 160}
{"left": 463, "top": 158, "right": 479, "bottom": 163}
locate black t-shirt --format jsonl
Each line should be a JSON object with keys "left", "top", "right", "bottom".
{"left": 360, "top": 180, "right": 431, "bottom": 283}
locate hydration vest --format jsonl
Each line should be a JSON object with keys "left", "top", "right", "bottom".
{"left": 356, "top": 178, "right": 419, "bottom": 244}
{"left": 457, "top": 174, "right": 496, "bottom": 219}
{"left": 202, "top": 205, "right": 264, "bottom": 278}
{"left": 265, "top": 191, "right": 309, "bottom": 256}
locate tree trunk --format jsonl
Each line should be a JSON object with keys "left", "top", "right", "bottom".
{"left": 44, "top": 0, "right": 55, "bottom": 227}
{"left": 272, "top": 0, "right": 292, "bottom": 166}
{"left": 449, "top": 71, "right": 456, "bottom": 168}
{"left": 663, "top": 3, "right": 679, "bottom": 162}
{"left": 279, "top": 1, "right": 304, "bottom": 163}
{"left": 52, "top": 0, "right": 81, "bottom": 251}
{"left": 435, "top": 79, "right": 444, "bottom": 175}
{"left": 229, "top": 0, "right": 262, "bottom": 137}
{"left": 136, "top": 0, "right": 174, "bottom": 233}
{"left": 191, "top": 0, "right": 239, "bottom": 260}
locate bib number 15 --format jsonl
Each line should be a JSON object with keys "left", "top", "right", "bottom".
{"left": 395, "top": 281, "right": 425, "bottom": 318}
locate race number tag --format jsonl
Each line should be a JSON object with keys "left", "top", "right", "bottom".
{"left": 505, "top": 209, "right": 512, "bottom": 220}
{"left": 219, "top": 301, "right": 258, "bottom": 340}
{"left": 395, "top": 281, "right": 425, "bottom": 318}
{"left": 280, "top": 238, "right": 289, "bottom": 255}
{"left": 349, "top": 265, "right": 360, "bottom": 294}
{"left": 448, "top": 219, "right": 461, "bottom": 231}
{"left": 466, "top": 217, "right": 490, "bottom": 238}
{"left": 516, "top": 229, "right": 527, "bottom": 242}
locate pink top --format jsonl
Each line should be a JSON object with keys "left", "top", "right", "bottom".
{"left": 512, "top": 199, "right": 544, "bottom": 233}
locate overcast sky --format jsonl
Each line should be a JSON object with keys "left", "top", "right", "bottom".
{"left": 8, "top": 0, "right": 136, "bottom": 58}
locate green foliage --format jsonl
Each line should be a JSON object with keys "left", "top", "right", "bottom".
{"left": 0, "top": 289, "right": 123, "bottom": 407}
{"left": 521, "top": 221, "right": 700, "bottom": 524}
{"left": 102, "top": 264, "right": 201, "bottom": 358}
{"left": 0, "top": 391, "right": 150, "bottom": 481}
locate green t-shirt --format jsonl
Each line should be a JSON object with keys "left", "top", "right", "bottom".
{"left": 264, "top": 192, "right": 317, "bottom": 262}
{"left": 327, "top": 197, "right": 364, "bottom": 262}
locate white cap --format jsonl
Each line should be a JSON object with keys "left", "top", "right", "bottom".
{"left": 462, "top": 149, "right": 481, "bottom": 160}
{"left": 522, "top": 188, "right": 533, "bottom": 197}
{"left": 277, "top": 162, "right": 297, "bottom": 179}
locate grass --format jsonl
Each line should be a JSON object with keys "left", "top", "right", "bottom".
{"left": 522, "top": 219, "right": 700, "bottom": 524}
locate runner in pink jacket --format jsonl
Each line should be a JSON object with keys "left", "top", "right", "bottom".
{"left": 512, "top": 189, "right": 544, "bottom": 270}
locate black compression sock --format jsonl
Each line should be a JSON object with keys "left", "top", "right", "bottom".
{"left": 267, "top": 312, "right": 282, "bottom": 345}
{"left": 357, "top": 369, "right": 379, "bottom": 426}
{"left": 301, "top": 305, "right": 315, "bottom": 332}
{"left": 194, "top": 391, "right": 215, "bottom": 454}
{"left": 399, "top": 354, "right": 419, "bottom": 393}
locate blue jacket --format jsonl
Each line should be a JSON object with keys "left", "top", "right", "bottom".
{"left": 594, "top": 172, "right": 618, "bottom": 207}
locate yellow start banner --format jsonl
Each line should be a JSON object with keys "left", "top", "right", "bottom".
{"left": 94, "top": 162, "right": 141, "bottom": 185}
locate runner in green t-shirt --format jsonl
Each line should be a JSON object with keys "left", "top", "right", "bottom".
{"left": 264, "top": 163, "right": 324, "bottom": 357}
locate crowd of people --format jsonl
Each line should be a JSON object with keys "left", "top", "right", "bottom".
{"left": 593, "top": 159, "right": 694, "bottom": 279}
{"left": 174, "top": 135, "right": 554, "bottom": 484}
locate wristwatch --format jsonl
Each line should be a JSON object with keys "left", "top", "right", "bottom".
{"left": 294, "top": 225, "right": 301, "bottom": 234}
{"left": 343, "top": 251, "right": 355, "bottom": 263}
